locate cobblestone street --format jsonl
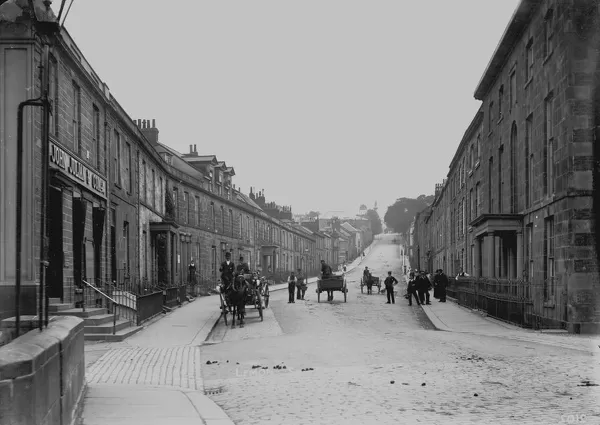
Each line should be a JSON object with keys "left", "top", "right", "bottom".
{"left": 201, "top": 236, "right": 600, "bottom": 425}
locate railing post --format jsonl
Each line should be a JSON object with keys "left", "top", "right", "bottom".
{"left": 113, "top": 302, "right": 117, "bottom": 335}
{"left": 81, "top": 281, "right": 86, "bottom": 313}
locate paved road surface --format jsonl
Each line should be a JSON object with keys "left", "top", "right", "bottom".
{"left": 201, "top": 234, "right": 600, "bottom": 425}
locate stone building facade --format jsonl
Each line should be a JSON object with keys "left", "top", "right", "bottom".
{"left": 411, "top": 0, "right": 599, "bottom": 333}
{"left": 0, "top": 4, "right": 337, "bottom": 319}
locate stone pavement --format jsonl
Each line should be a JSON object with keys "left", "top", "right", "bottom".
{"left": 401, "top": 274, "right": 600, "bottom": 354}
{"left": 79, "top": 294, "right": 235, "bottom": 425}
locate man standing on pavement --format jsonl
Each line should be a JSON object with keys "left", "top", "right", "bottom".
{"left": 384, "top": 271, "right": 398, "bottom": 304}
{"left": 417, "top": 271, "right": 432, "bottom": 305}
{"left": 406, "top": 272, "right": 420, "bottom": 306}
{"left": 288, "top": 271, "right": 297, "bottom": 303}
{"left": 433, "top": 269, "right": 449, "bottom": 302}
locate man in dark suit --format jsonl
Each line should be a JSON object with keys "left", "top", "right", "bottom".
{"left": 219, "top": 252, "right": 235, "bottom": 287}
{"left": 384, "top": 271, "right": 398, "bottom": 304}
{"left": 417, "top": 271, "right": 432, "bottom": 305}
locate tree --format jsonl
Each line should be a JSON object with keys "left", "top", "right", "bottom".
{"left": 366, "top": 209, "right": 383, "bottom": 235}
{"left": 384, "top": 195, "right": 434, "bottom": 234}
{"left": 307, "top": 211, "right": 320, "bottom": 219}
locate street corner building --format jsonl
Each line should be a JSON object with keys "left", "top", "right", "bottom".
{"left": 0, "top": 1, "right": 373, "bottom": 332}
{"left": 409, "top": 0, "right": 600, "bottom": 334}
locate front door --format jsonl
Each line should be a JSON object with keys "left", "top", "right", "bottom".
{"left": 47, "top": 186, "right": 63, "bottom": 299}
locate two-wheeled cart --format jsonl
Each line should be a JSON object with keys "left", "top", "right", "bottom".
{"left": 360, "top": 276, "right": 381, "bottom": 293}
{"left": 316, "top": 275, "right": 347, "bottom": 303}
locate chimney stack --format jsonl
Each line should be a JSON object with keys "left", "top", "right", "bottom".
{"left": 189, "top": 145, "right": 193, "bottom": 153}
{"left": 194, "top": 144, "right": 197, "bottom": 153}
{"left": 140, "top": 118, "right": 159, "bottom": 145}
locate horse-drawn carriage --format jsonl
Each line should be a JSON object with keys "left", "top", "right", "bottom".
{"left": 316, "top": 274, "right": 347, "bottom": 302}
{"left": 219, "top": 273, "right": 269, "bottom": 328}
{"left": 360, "top": 275, "right": 381, "bottom": 293}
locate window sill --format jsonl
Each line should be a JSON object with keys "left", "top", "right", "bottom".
{"left": 524, "top": 77, "right": 533, "bottom": 90}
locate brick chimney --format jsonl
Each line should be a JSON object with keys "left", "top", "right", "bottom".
{"left": 137, "top": 118, "right": 159, "bottom": 145}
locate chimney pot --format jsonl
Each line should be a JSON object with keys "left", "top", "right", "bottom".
{"left": 152, "top": 119, "right": 156, "bottom": 128}
{"left": 194, "top": 144, "right": 197, "bottom": 152}
{"left": 190, "top": 145, "right": 193, "bottom": 153}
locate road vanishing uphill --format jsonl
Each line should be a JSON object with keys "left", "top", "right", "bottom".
{"left": 201, "top": 234, "right": 600, "bottom": 425}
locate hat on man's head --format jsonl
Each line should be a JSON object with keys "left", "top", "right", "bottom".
{"left": 225, "top": 252, "right": 231, "bottom": 257}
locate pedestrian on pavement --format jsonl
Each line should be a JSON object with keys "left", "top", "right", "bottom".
{"left": 288, "top": 272, "right": 297, "bottom": 303}
{"left": 296, "top": 268, "right": 306, "bottom": 300}
{"left": 406, "top": 272, "right": 420, "bottom": 306}
{"left": 417, "top": 271, "right": 432, "bottom": 305}
{"left": 384, "top": 271, "right": 398, "bottom": 304}
{"left": 433, "top": 269, "right": 449, "bottom": 302}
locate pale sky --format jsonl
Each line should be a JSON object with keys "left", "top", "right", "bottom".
{"left": 52, "top": 0, "right": 520, "bottom": 218}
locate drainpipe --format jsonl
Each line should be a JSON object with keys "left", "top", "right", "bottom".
{"left": 16, "top": 97, "right": 44, "bottom": 337}
{"left": 39, "top": 42, "right": 52, "bottom": 330}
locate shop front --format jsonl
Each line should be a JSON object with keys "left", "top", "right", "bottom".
{"left": 47, "top": 141, "right": 107, "bottom": 303}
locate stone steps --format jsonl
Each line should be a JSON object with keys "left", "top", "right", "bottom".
{"left": 84, "top": 326, "right": 143, "bottom": 342}
{"left": 84, "top": 319, "right": 133, "bottom": 334}
{"left": 48, "top": 303, "right": 142, "bottom": 342}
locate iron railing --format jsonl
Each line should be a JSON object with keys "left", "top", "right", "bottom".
{"left": 81, "top": 279, "right": 118, "bottom": 335}
{"left": 448, "top": 276, "right": 569, "bottom": 330}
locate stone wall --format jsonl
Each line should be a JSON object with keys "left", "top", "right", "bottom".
{"left": 0, "top": 316, "right": 85, "bottom": 425}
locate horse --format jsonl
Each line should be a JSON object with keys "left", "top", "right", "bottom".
{"left": 225, "top": 275, "right": 248, "bottom": 328}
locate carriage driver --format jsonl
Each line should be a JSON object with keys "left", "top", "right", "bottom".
{"left": 219, "top": 252, "right": 235, "bottom": 291}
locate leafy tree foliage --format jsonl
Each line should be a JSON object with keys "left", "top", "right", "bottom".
{"left": 384, "top": 195, "right": 434, "bottom": 233}
{"left": 307, "top": 211, "right": 320, "bottom": 219}
{"left": 366, "top": 209, "right": 383, "bottom": 235}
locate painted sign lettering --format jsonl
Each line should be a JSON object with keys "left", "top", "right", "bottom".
{"left": 49, "top": 141, "right": 107, "bottom": 199}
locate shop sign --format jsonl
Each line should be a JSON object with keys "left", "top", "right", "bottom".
{"left": 49, "top": 141, "right": 107, "bottom": 199}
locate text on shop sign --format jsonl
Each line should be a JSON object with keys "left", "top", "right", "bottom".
{"left": 49, "top": 141, "right": 107, "bottom": 198}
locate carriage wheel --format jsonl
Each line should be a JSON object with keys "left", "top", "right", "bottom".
{"left": 220, "top": 294, "right": 228, "bottom": 326}
{"left": 257, "top": 293, "right": 263, "bottom": 321}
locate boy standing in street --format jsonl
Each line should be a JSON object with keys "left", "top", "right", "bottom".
{"left": 384, "top": 271, "right": 398, "bottom": 304}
